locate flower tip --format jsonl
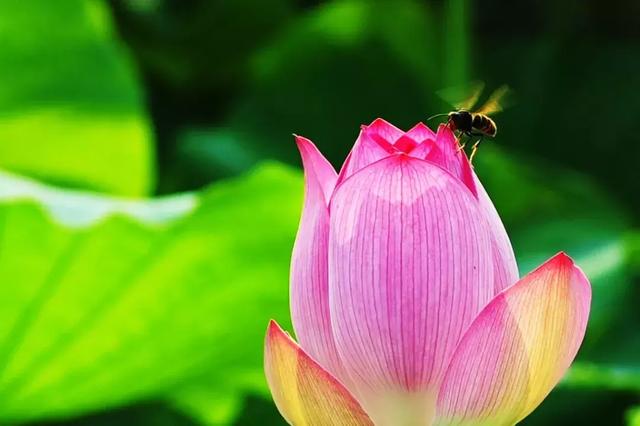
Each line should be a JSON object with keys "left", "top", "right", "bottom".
{"left": 550, "top": 251, "right": 575, "bottom": 267}
{"left": 266, "top": 320, "right": 294, "bottom": 350}
{"left": 368, "top": 117, "right": 391, "bottom": 127}
{"left": 434, "top": 124, "right": 460, "bottom": 151}
{"left": 367, "top": 118, "right": 404, "bottom": 136}
{"left": 550, "top": 252, "right": 591, "bottom": 293}
{"left": 267, "top": 320, "right": 297, "bottom": 342}
{"left": 409, "top": 121, "right": 430, "bottom": 130}
{"left": 294, "top": 134, "right": 317, "bottom": 157}
{"left": 267, "top": 319, "right": 283, "bottom": 336}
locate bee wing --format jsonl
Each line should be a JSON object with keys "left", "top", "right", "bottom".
{"left": 475, "top": 84, "right": 512, "bottom": 115}
{"left": 437, "top": 81, "right": 485, "bottom": 111}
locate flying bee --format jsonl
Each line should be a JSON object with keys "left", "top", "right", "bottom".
{"left": 429, "top": 83, "right": 510, "bottom": 163}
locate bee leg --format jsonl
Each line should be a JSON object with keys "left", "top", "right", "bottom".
{"left": 469, "top": 137, "right": 484, "bottom": 164}
{"left": 456, "top": 132, "right": 469, "bottom": 152}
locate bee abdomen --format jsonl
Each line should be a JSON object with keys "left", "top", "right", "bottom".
{"left": 472, "top": 114, "right": 497, "bottom": 136}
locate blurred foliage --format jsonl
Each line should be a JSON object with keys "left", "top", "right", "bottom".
{"left": 628, "top": 407, "right": 640, "bottom": 426}
{"left": 0, "top": 0, "right": 637, "bottom": 425}
{"left": 473, "top": 147, "right": 631, "bottom": 349}
{"left": 0, "top": 165, "right": 298, "bottom": 424}
{"left": 0, "top": 0, "right": 154, "bottom": 196}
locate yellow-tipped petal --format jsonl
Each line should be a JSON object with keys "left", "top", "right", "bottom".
{"left": 435, "top": 253, "right": 591, "bottom": 425}
{"left": 264, "top": 320, "right": 373, "bottom": 426}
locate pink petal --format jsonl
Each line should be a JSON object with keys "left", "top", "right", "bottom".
{"left": 408, "top": 125, "right": 477, "bottom": 197}
{"left": 264, "top": 321, "right": 374, "bottom": 426}
{"left": 328, "top": 154, "right": 494, "bottom": 424}
{"left": 435, "top": 253, "right": 591, "bottom": 425}
{"left": 409, "top": 135, "right": 518, "bottom": 293}
{"left": 337, "top": 127, "right": 395, "bottom": 186}
{"left": 432, "top": 124, "right": 460, "bottom": 156}
{"left": 405, "top": 122, "right": 437, "bottom": 144}
{"left": 393, "top": 135, "right": 419, "bottom": 153}
{"left": 291, "top": 136, "right": 347, "bottom": 382}
{"left": 294, "top": 135, "right": 337, "bottom": 204}
{"left": 474, "top": 174, "right": 519, "bottom": 292}
{"left": 337, "top": 120, "right": 436, "bottom": 185}
{"left": 426, "top": 125, "right": 477, "bottom": 197}
{"left": 407, "top": 138, "right": 436, "bottom": 159}
{"left": 366, "top": 117, "right": 404, "bottom": 145}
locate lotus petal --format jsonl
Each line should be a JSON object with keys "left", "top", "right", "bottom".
{"left": 435, "top": 253, "right": 591, "bottom": 425}
{"left": 329, "top": 154, "right": 494, "bottom": 424}
{"left": 291, "top": 136, "right": 347, "bottom": 381}
{"left": 264, "top": 321, "right": 373, "bottom": 426}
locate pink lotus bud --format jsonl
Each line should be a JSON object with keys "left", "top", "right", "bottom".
{"left": 265, "top": 119, "right": 591, "bottom": 425}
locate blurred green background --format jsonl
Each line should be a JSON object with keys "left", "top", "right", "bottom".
{"left": 0, "top": 0, "right": 638, "bottom": 424}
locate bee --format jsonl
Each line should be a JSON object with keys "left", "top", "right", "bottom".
{"left": 429, "top": 83, "right": 510, "bottom": 163}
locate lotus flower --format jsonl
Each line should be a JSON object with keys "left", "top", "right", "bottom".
{"left": 264, "top": 119, "right": 591, "bottom": 425}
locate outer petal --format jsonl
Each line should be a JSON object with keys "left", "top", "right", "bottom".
{"left": 410, "top": 123, "right": 516, "bottom": 291}
{"left": 295, "top": 135, "right": 337, "bottom": 203}
{"left": 291, "top": 136, "right": 347, "bottom": 382}
{"left": 329, "top": 154, "right": 494, "bottom": 424}
{"left": 408, "top": 123, "right": 517, "bottom": 291}
{"left": 435, "top": 253, "right": 591, "bottom": 426}
{"left": 264, "top": 321, "right": 374, "bottom": 426}
{"left": 474, "top": 174, "right": 519, "bottom": 292}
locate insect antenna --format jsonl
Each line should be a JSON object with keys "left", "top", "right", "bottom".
{"left": 426, "top": 113, "right": 450, "bottom": 121}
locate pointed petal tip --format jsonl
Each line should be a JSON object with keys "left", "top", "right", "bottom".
{"left": 424, "top": 125, "right": 478, "bottom": 197}
{"left": 265, "top": 320, "right": 288, "bottom": 346}
{"left": 406, "top": 122, "right": 437, "bottom": 141}
{"left": 294, "top": 135, "right": 312, "bottom": 158}
{"left": 294, "top": 134, "right": 327, "bottom": 160}
{"left": 520, "top": 252, "right": 591, "bottom": 298}
{"left": 367, "top": 117, "right": 395, "bottom": 128}
{"left": 435, "top": 124, "right": 459, "bottom": 147}
{"left": 264, "top": 322, "right": 374, "bottom": 426}
{"left": 552, "top": 252, "right": 592, "bottom": 299}
{"left": 294, "top": 133, "right": 312, "bottom": 149}
{"left": 364, "top": 118, "right": 404, "bottom": 143}
{"left": 550, "top": 251, "right": 574, "bottom": 266}
{"left": 293, "top": 134, "right": 338, "bottom": 203}
{"left": 435, "top": 252, "right": 592, "bottom": 425}
{"left": 534, "top": 251, "right": 585, "bottom": 277}
{"left": 267, "top": 319, "right": 279, "bottom": 334}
